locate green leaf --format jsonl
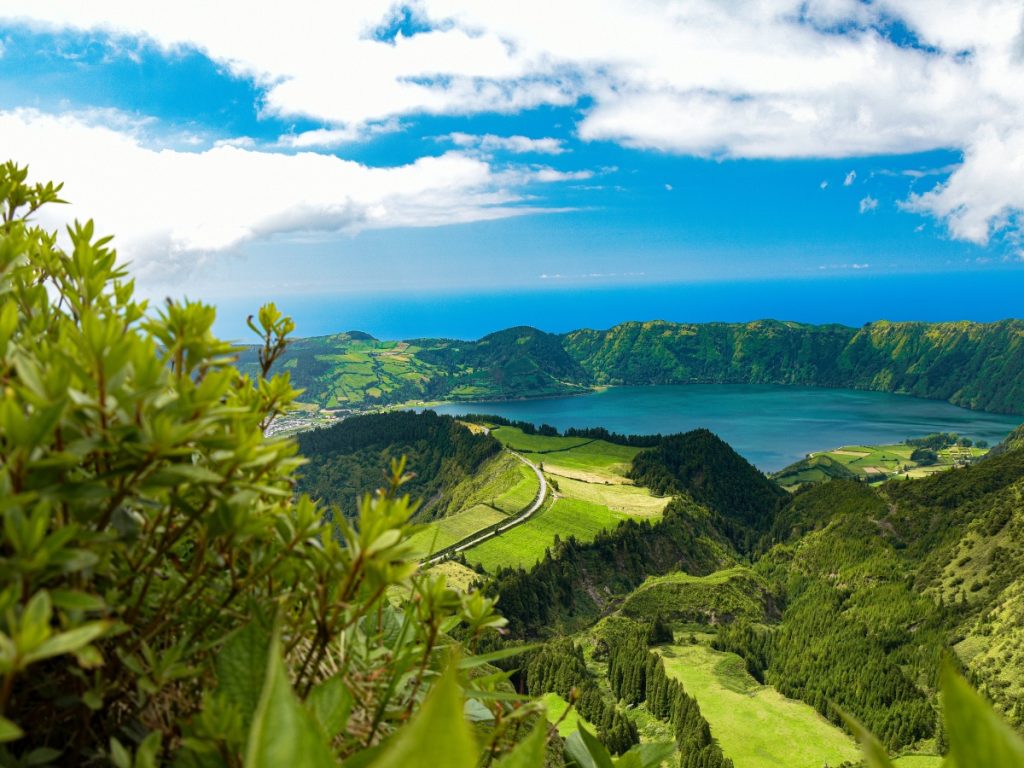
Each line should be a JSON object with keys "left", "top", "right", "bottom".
{"left": 463, "top": 697, "right": 495, "bottom": 723}
{"left": 942, "top": 662, "right": 1024, "bottom": 768}
{"left": 306, "top": 674, "right": 353, "bottom": 740}
{"left": 369, "top": 663, "right": 477, "bottom": 768}
{"left": 23, "top": 620, "right": 110, "bottom": 665}
{"left": 457, "top": 644, "right": 538, "bottom": 669}
{"left": 0, "top": 716, "right": 24, "bottom": 743}
{"left": 134, "top": 731, "right": 162, "bottom": 768}
{"left": 564, "top": 726, "right": 614, "bottom": 768}
{"left": 23, "top": 746, "right": 63, "bottom": 765}
{"left": 493, "top": 720, "right": 547, "bottom": 768}
{"left": 50, "top": 589, "right": 106, "bottom": 612}
{"left": 839, "top": 706, "right": 896, "bottom": 768}
{"left": 244, "top": 631, "right": 336, "bottom": 768}
{"left": 215, "top": 620, "right": 270, "bottom": 727}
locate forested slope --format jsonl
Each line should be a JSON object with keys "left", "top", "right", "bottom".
{"left": 295, "top": 410, "right": 500, "bottom": 518}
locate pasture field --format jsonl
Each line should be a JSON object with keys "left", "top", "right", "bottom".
{"left": 552, "top": 476, "right": 668, "bottom": 517}
{"left": 407, "top": 504, "right": 507, "bottom": 558}
{"left": 444, "top": 452, "right": 533, "bottom": 517}
{"left": 541, "top": 693, "right": 595, "bottom": 738}
{"left": 776, "top": 440, "right": 990, "bottom": 489}
{"left": 465, "top": 497, "right": 627, "bottom": 572}
{"left": 491, "top": 427, "right": 640, "bottom": 478}
{"left": 491, "top": 462, "right": 542, "bottom": 514}
{"left": 657, "top": 643, "right": 861, "bottom": 768}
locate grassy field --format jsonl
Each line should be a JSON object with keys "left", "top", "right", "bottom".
{"left": 443, "top": 452, "right": 539, "bottom": 517}
{"left": 491, "top": 427, "right": 640, "bottom": 478}
{"left": 491, "top": 462, "right": 542, "bottom": 514}
{"left": 541, "top": 692, "right": 594, "bottom": 738}
{"left": 891, "top": 756, "right": 943, "bottom": 767}
{"left": 552, "top": 476, "right": 668, "bottom": 517}
{"left": 658, "top": 643, "right": 861, "bottom": 768}
{"left": 775, "top": 441, "right": 990, "bottom": 489}
{"left": 407, "top": 505, "right": 507, "bottom": 558}
{"left": 465, "top": 497, "right": 628, "bottom": 572}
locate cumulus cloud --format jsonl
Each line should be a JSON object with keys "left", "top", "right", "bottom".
{"left": 7, "top": 0, "right": 1024, "bottom": 245}
{"left": 0, "top": 109, "right": 566, "bottom": 280}
{"left": 859, "top": 195, "right": 879, "bottom": 213}
{"left": 901, "top": 126, "right": 1024, "bottom": 244}
{"left": 447, "top": 133, "right": 567, "bottom": 154}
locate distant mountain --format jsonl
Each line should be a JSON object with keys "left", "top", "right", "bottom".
{"left": 239, "top": 318, "right": 1024, "bottom": 414}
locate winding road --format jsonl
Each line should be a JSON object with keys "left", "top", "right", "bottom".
{"left": 426, "top": 451, "right": 547, "bottom": 565}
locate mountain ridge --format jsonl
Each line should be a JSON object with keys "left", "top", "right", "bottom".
{"left": 239, "top": 317, "right": 1024, "bottom": 415}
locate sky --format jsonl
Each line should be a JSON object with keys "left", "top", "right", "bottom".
{"left": 1, "top": 1, "right": 1023, "bottom": 339}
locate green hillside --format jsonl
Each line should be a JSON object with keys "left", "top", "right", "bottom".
{"left": 294, "top": 409, "right": 500, "bottom": 518}
{"left": 620, "top": 566, "right": 776, "bottom": 626}
{"left": 247, "top": 318, "right": 1024, "bottom": 415}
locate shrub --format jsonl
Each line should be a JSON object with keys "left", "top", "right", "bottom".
{"left": 0, "top": 162, "right": 523, "bottom": 766}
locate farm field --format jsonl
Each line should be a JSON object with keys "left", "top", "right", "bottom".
{"left": 774, "top": 440, "right": 990, "bottom": 489}
{"left": 491, "top": 462, "right": 543, "bottom": 514}
{"left": 551, "top": 475, "right": 668, "bottom": 517}
{"left": 407, "top": 504, "right": 507, "bottom": 558}
{"left": 657, "top": 643, "right": 862, "bottom": 768}
{"left": 490, "top": 427, "right": 640, "bottom": 478}
{"left": 465, "top": 497, "right": 628, "bottom": 572}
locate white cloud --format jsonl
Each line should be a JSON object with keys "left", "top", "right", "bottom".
{"left": 664, "top": 183, "right": 673, "bottom": 191}
{"left": 901, "top": 126, "right": 1024, "bottom": 244}
{"left": 0, "top": 109, "right": 562, "bottom": 281}
{"left": 843, "top": 171, "right": 857, "bottom": 187}
{"left": 278, "top": 120, "right": 403, "bottom": 149}
{"left": 820, "top": 180, "right": 828, "bottom": 190}
{"left": 447, "top": 133, "right": 567, "bottom": 154}
{"left": 6, "top": 0, "right": 1024, "bottom": 246}
{"left": 859, "top": 195, "right": 879, "bottom": 213}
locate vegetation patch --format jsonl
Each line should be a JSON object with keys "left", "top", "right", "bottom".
{"left": 466, "top": 497, "right": 628, "bottom": 572}
{"left": 657, "top": 643, "right": 861, "bottom": 768}
{"left": 621, "top": 566, "right": 774, "bottom": 626}
{"left": 407, "top": 504, "right": 508, "bottom": 558}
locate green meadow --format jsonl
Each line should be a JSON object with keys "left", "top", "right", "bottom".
{"left": 407, "top": 504, "right": 508, "bottom": 558}
{"left": 657, "top": 643, "right": 862, "bottom": 768}
{"left": 541, "top": 693, "right": 594, "bottom": 738}
{"left": 491, "top": 462, "right": 542, "bottom": 514}
{"left": 491, "top": 427, "right": 640, "bottom": 478}
{"left": 465, "top": 497, "right": 628, "bottom": 572}
{"left": 774, "top": 440, "right": 991, "bottom": 489}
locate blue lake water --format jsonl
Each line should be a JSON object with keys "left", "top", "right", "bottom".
{"left": 429, "top": 385, "right": 1023, "bottom": 471}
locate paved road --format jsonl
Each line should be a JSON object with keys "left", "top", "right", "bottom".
{"left": 426, "top": 451, "right": 547, "bottom": 565}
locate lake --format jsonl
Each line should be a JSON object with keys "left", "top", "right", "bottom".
{"left": 429, "top": 385, "right": 1023, "bottom": 471}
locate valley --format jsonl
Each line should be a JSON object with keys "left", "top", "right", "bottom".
{"left": 292, "top": 407, "right": 1024, "bottom": 766}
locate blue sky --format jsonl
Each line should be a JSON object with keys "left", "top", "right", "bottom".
{"left": 2, "top": 3, "right": 1023, "bottom": 338}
